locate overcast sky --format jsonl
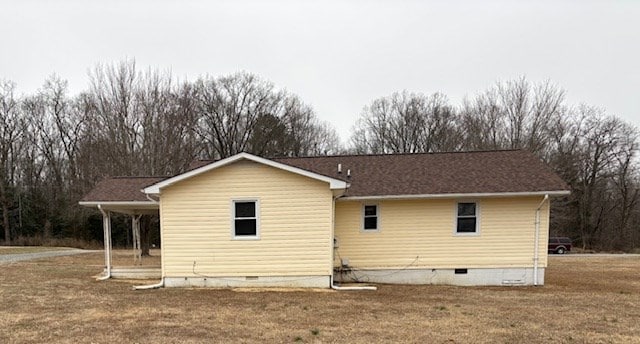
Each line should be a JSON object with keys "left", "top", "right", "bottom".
{"left": 1, "top": 0, "right": 638, "bottom": 142}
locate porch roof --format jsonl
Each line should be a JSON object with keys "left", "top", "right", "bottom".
{"left": 79, "top": 176, "right": 166, "bottom": 213}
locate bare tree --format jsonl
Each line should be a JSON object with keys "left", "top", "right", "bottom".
{"left": 196, "top": 72, "right": 342, "bottom": 158}
{"left": 547, "top": 105, "right": 640, "bottom": 250}
{"left": 0, "top": 80, "right": 23, "bottom": 244}
{"left": 280, "top": 95, "right": 343, "bottom": 156}
{"left": 460, "top": 77, "right": 565, "bottom": 157}
{"left": 351, "top": 91, "right": 459, "bottom": 154}
{"left": 136, "top": 70, "right": 200, "bottom": 175}
{"left": 195, "top": 72, "right": 281, "bottom": 159}
{"left": 87, "top": 60, "right": 141, "bottom": 176}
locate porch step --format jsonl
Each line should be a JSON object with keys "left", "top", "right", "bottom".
{"left": 108, "top": 267, "right": 161, "bottom": 279}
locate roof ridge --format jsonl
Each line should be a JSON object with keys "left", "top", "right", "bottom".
{"left": 273, "top": 149, "right": 525, "bottom": 160}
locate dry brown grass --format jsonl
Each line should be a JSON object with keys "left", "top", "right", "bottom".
{"left": 1, "top": 253, "right": 638, "bottom": 343}
{"left": 104, "top": 249, "right": 162, "bottom": 267}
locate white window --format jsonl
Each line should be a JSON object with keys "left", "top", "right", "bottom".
{"left": 363, "top": 204, "right": 378, "bottom": 231}
{"left": 456, "top": 202, "right": 478, "bottom": 234}
{"left": 232, "top": 200, "right": 259, "bottom": 239}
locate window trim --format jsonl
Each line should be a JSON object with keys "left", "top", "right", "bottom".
{"left": 231, "top": 198, "right": 260, "bottom": 240}
{"left": 361, "top": 203, "right": 380, "bottom": 232}
{"left": 453, "top": 201, "right": 480, "bottom": 236}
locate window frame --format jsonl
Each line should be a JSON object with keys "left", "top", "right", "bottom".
{"left": 454, "top": 201, "right": 480, "bottom": 236}
{"left": 231, "top": 198, "right": 260, "bottom": 240}
{"left": 361, "top": 203, "right": 380, "bottom": 232}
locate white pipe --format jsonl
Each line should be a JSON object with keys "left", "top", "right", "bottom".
{"left": 533, "top": 194, "right": 549, "bottom": 286}
{"left": 331, "top": 284, "right": 377, "bottom": 291}
{"left": 97, "top": 205, "right": 112, "bottom": 281}
{"left": 133, "top": 278, "right": 164, "bottom": 290}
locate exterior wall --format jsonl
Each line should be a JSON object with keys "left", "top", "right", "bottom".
{"left": 159, "top": 160, "right": 334, "bottom": 284}
{"left": 334, "top": 197, "right": 550, "bottom": 273}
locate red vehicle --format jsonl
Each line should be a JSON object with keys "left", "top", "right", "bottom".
{"left": 548, "top": 237, "right": 572, "bottom": 254}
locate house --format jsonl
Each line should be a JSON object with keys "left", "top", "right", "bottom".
{"left": 79, "top": 150, "right": 570, "bottom": 288}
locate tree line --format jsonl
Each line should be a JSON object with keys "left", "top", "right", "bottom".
{"left": 0, "top": 60, "right": 637, "bottom": 251}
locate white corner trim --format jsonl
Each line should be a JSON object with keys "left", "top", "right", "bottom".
{"left": 339, "top": 190, "right": 570, "bottom": 201}
{"left": 143, "top": 152, "right": 348, "bottom": 194}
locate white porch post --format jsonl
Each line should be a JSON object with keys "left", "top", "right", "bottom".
{"left": 98, "top": 205, "right": 112, "bottom": 280}
{"left": 132, "top": 214, "right": 142, "bottom": 265}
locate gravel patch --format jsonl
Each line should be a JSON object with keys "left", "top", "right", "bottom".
{"left": 0, "top": 249, "right": 98, "bottom": 264}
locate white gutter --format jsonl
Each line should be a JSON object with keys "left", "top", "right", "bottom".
{"left": 340, "top": 190, "right": 569, "bottom": 201}
{"left": 533, "top": 194, "right": 549, "bottom": 286}
{"left": 79, "top": 201, "right": 158, "bottom": 207}
{"left": 97, "top": 205, "right": 112, "bottom": 281}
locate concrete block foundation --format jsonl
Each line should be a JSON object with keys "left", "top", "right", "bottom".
{"left": 334, "top": 267, "right": 545, "bottom": 286}
{"left": 163, "top": 275, "right": 331, "bottom": 288}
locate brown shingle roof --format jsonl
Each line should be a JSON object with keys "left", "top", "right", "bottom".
{"left": 273, "top": 150, "right": 569, "bottom": 197}
{"left": 81, "top": 150, "right": 569, "bottom": 202}
{"left": 81, "top": 176, "right": 168, "bottom": 202}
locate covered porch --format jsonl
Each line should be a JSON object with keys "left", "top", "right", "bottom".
{"left": 79, "top": 176, "right": 167, "bottom": 280}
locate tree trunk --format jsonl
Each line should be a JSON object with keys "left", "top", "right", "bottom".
{"left": 44, "top": 219, "right": 52, "bottom": 240}
{"left": 140, "top": 215, "right": 151, "bottom": 256}
{"left": 2, "top": 202, "right": 9, "bottom": 245}
{"left": 0, "top": 181, "right": 10, "bottom": 245}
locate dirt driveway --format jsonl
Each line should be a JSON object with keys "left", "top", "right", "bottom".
{"left": 0, "top": 247, "right": 96, "bottom": 264}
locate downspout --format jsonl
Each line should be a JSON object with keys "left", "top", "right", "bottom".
{"left": 97, "top": 205, "right": 112, "bottom": 281}
{"left": 534, "top": 194, "right": 549, "bottom": 286}
{"left": 330, "top": 195, "right": 336, "bottom": 288}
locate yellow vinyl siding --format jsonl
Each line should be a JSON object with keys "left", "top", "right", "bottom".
{"left": 334, "top": 197, "right": 549, "bottom": 269}
{"left": 160, "top": 160, "right": 333, "bottom": 277}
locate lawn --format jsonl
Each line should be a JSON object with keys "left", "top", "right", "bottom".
{"left": 0, "top": 252, "right": 638, "bottom": 343}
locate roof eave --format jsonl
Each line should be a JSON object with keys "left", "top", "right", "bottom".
{"left": 339, "top": 190, "right": 571, "bottom": 201}
{"left": 78, "top": 201, "right": 159, "bottom": 207}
